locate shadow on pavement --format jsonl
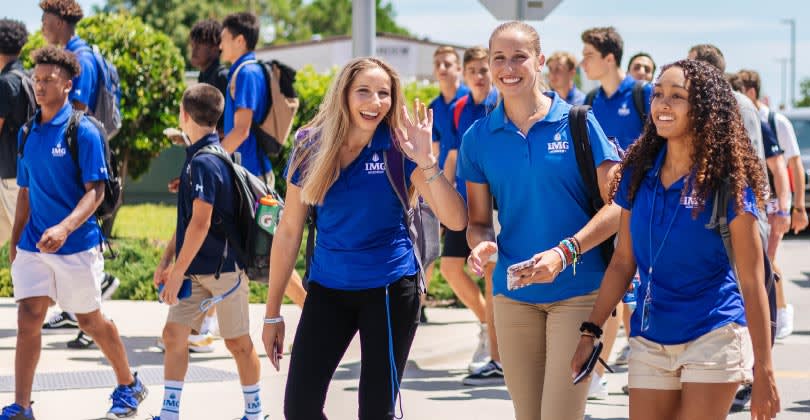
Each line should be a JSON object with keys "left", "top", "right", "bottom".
{"left": 0, "top": 329, "right": 17, "bottom": 339}
{"left": 787, "top": 399, "right": 810, "bottom": 413}
{"left": 57, "top": 335, "right": 234, "bottom": 367}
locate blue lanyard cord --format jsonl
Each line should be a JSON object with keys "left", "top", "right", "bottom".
{"left": 384, "top": 285, "right": 404, "bottom": 419}
{"left": 646, "top": 180, "right": 682, "bottom": 278}
{"left": 199, "top": 273, "right": 242, "bottom": 313}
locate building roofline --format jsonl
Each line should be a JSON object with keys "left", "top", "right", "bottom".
{"left": 256, "top": 32, "right": 468, "bottom": 53}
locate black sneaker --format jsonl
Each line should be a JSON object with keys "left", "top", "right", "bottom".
{"left": 67, "top": 331, "right": 94, "bottom": 349}
{"left": 462, "top": 360, "right": 505, "bottom": 386}
{"left": 730, "top": 384, "right": 752, "bottom": 412}
{"left": 101, "top": 273, "right": 121, "bottom": 300}
{"left": 41, "top": 311, "right": 79, "bottom": 333}
{"left": 419, "top": 306, "right": 428, "bottom": 324}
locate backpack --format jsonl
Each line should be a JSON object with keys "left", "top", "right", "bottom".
{"left": 296, "top": 130, "right": 431, "bottom": 292}
{"left": 191, "top": 145, "right": 283, "bottom": 283}
{"left": 75, "top": 45, "right": 122, "bottom": 139}
{"left": 19, "top": 110, "right": 122, "bottom": 220}
{"left": 569, "top": 105, "right": 617, "bottom": 265}
{"left": 452, "top": 95, "right": 470, "bottom": 130}
{"left": 585, "top": 80, "right": 648, "bottom": 125}
{"left": 705, "top": 181, "right": 778, "bottom": 346}
{"left": 229, "top": 59, "right": 300, "bottom": 158}
{"left": 8, "top": 69, "right": 36, "bottom": 127}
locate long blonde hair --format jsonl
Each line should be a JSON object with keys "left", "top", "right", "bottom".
{"left": 288, "top": 57, "right": 406, "bottom": 205}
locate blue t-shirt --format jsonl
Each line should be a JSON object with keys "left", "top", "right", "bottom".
{"left": 286, "top": 124, "right": 419, "bottom": 290}
{"left": 65, "top": 36, "right": 99, "bottom": 112}
{"left": 224, "top": 52, "right": 271, "bottom": 177}
{"left": 565, "top": 86, "right": 586, "bottom": 106}
{"left": 429, "top": 84, "right": 470, "bottom": 169}
{"left": 450, "top": 89, "right": 499, "bottom": 201}
{"left": 457, "top": 92, "right": 620, "bottom": 303}
{"left": 176, "top": 133, "right": 238, "bottom": 275}
{"left": 589, "top": 75, "right": 652, "bottom": 150}
{"left": 614, "top": 146, "right": 756, "bottom": 344}
{"left": 16, "top": 103, "right": 108, "bottom": 254}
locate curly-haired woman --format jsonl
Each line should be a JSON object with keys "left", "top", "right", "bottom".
{"left": 571, "top": 59, "right": 780, "bottom": 420}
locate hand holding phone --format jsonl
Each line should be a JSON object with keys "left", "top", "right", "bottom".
{"left": 572, "top": 341, "right": 614, "bottom": 385}
{"left": 157, "top": 278, "right": 193, "bottom": 303}
{"left": 262, "top": 321, "right": 285, "bottom": 372}
{"left": 507, "top": 257, "right": 535, "bottom": 290}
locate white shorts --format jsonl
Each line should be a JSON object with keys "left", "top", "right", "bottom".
{"left": 11, "top": 247, "right": 105, "bottom": 314}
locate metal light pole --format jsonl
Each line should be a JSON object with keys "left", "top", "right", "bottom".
{"left": 777, "top": 57, "right": 789, "bottom": 109}
{"left": 352, "top": 0, "right": 376, "bottom": 58}
{"left": 781, "top": 18, "right": 796, "bottom": 107}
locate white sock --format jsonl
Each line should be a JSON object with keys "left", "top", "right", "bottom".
{"left": 242, "top": 383, "right": 262, "bottom": 420}
{"left": 160, "top": 380, "right": 183, "bottom": 420}
{"left": 200, "top": 315, "right": 216, "bottom": 335}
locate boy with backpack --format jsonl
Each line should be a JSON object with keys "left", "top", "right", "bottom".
{"left": 4, "top": 46, "right": 146, "bottom": 420}
{"left": 39, "top": 0, "right": 122, "bottom": 349}
{"left": 152, "top": 83, "right": 263, "bottom": 420}
{"left": 0, "top": 19, "right": 34, "bottom": 247}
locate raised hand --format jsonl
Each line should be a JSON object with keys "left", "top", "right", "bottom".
{"left": 394, "top": 98, "right": 435, "bottom": 168}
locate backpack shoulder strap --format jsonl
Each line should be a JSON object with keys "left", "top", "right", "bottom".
{"left": 228, "top": 59, "right": 258, "bottom": 100}
{"left": 768, "top": 110, "right": 777, "bottom": 138}
{"left": 569, "top": 105, "right": 602, "bottom": 212}
{"left": 705, "top": 181, "right": 740, "bottom": 288}
{"left": 18, "top": 115, "right": 37, "bottom": 159}
{"left": 383, "top": 143, "right": 409, "bottom": 211}
{"left": 66, "top": 110, "right": 85, "bottom": 166}
{"left": 452, "top": 95, "right": 469, "bottom": 131}
{"left": 10, "top": 70, "right": 35, "bottom": 112}
{"left": 584, "top": 88, "right": 598, "bottom": 106}
{"left": 632, "top": 81, "right": 648, "bottom": 124}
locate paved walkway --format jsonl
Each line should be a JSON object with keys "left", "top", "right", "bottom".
{"left": 0, "top": 238, "right": 808, "bottom": 419}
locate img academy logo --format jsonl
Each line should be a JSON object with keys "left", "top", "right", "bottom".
{"left": 52, "top": 142, "right": 67, "bottom": 157}
{"left": 547, "top": 132, "right": 569, "bottom": 154}
{"left": 618, "top": 103, "right": 631, "bottom": 117}
{"left": 365, "top": 152, "right": 386, "bottom": 174}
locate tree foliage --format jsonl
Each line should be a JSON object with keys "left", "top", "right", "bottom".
{"left": 798, "top": 78, "right": 810, "bottom": 108}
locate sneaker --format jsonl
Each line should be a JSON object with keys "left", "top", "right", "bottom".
{"left": 462, "top": 360, "right": 505, "bottom": 386}
{"left": 730, "top": 383, "right": 752, "bottom": 412}
{"left": 101, "top": 273, "right": 121, "bottom": 300}
{"left": 0, "top": 403, "right": 34, "bottom": 420}
{"left": 615, "top": 344, "right": 630, "bottom": 366}
{"left": 587, "top": 372, "right": 608, "bottom": 400}
{"left": 106, "top": 373, "right": 148, "bottom": 419}
{"left": 775, "top": 304, "right": 794, "bottom": 339}
{"left": 41, "top": 311, "right": 79, "bottom": 333}
{"left": 67, "top": 331, "right": 94, "bottom": 349}
{"left": 419, "top": 306, "right": 428, "bottom": 324}
{"left": 622, "top": 384, "right": 630, "bottom": 395}
{"left": 468, "top": 323, "right": 490, "bottom": 373}
{"left": 188, "top": 333, "right": 215, "bottom": 353}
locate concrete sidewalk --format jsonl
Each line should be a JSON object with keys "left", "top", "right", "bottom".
{"left": 0, "top": 238, "right": 808, "bottom": 419}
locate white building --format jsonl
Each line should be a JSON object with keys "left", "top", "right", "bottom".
{"left": 255, "top": 33, "right": 467, "bottom": 81}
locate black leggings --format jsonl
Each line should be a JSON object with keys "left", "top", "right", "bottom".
{"left": 284, "top": 275, "right": 421, "bottom": 420}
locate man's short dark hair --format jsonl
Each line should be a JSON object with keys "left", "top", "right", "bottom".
{"left": 222, "top": 12, "right": 260, "bottom": 51}
{"left": 738, "top": 69, "right": 762, "bottom": 99}
{"left": 725, "top": 73, "right": 744, "bottom": 93}
{"left": 182, "top": 83, "right": 224, "bottom": 127}
{"left": 627, "top": 51, "right": 655, "bottom": 74}
{"left": 581, "top": 27, "right": 624, "bottom": 66}
{"left": 39, "top": 0, "right": 84, "bottom": 24}
{"left": 689, "top": 44, "right": 726, "bottom": 73}
{"left": 190, "top": 19, "right": 222, "bottom": 46}
{"left": 0, "top": 19, "right": 28, "bottom": 56}
{"left": 32, "top": 45, "right": 80, "bottom": 79}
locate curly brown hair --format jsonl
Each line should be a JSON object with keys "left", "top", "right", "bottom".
{"left": 610, "top": 59, "right": 768, "bottom": 217}
{"left": 39, "top": 0, "right": 84, "bottom": 24}
{"left": 0, "top": 19, "right": 28, "bottom": 55}
{"left": 32, "top": 45, "right": 81, "bottom": 79}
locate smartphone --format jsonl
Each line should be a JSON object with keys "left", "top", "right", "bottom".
{"left": 574, "top": 341, "right": 604, "bottom": 385}
{"left": 157, "top": 278, "right": 193, "bottom": 302}
{"left": 506, "top": 258, "right": 535, "bottom": 290}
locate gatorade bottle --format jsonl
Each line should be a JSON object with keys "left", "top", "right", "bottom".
{"left": 622, "top": 274, "right": 641, "bottom": 310}
{"left": 254, "top": 196, "right": 282, "bottom": 254}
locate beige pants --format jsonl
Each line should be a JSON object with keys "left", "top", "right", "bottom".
{"left": 494, "top": 292, "right": 597, "bottom": 420}
{"left": 0, "top": 178, "right": 18, "bottom": 245}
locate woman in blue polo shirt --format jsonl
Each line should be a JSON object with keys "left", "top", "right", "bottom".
{"left": 458, "top": 21, "right": 622, "bottom": 420}
{"left": 571, "top": 60, "right": 780, "bottom": 419}
{"left": 261, "top": 57, "right": 467, "bottom": 419}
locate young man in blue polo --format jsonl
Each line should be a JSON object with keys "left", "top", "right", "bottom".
{"left": 153, "top": 83, "right": 263, "bottom": 420}
{"left": 546, "top": 51, "right": 586, "bottom": 105}
{"left": 4, "top": 46, "right": 146, "bottom": 420}
{"left": 39, "top": 0, "right": 120, "bottom": 347}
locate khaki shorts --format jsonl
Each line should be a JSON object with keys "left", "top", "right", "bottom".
{"left": 628, "top": 323, "right": 753, "bottom": 390}
{"left": 167, "top": 270, "right": 250, "bottom": 339}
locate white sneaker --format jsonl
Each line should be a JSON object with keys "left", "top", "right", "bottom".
{"left": 188, "top": 332, "right": 215, "bottom": 353}
{"left": 615, "top": 344, "right": 630, "bottom": 366}
{"left": 587, "top": 372, "right": 608, "bottom": 400}
{"left": 775, "top": 304, "right": 794, "bottom": 339}
{"left": 468, "top": 323, "right": 490, "bottom": 373}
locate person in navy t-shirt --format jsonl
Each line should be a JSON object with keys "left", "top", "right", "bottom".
{"left": 262, "top": 57, "right": 467, "bottom": 419}
{"left": 5, "top": 46, "right": 146, "bottom": 420}
{"left": 546, "top": 51, "right": 586, "bottom": 105}
{"left": 571, "top": 60, "right": 780, "bottom": 419}
{"left": 460, "top": 22, "right": 621, "bottom": 420}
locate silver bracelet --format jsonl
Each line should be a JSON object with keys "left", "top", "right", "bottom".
{"left": 420, "top": 161, "right": 438, "bottom": 171}
{"left": 551, "top": 246, "right": 568, "bottom": 272}
{"left": 263, "top": 316, "right": 284, "bottom": 324}
{"left": 425, "top": 169, "right": 444, "bottom": 184}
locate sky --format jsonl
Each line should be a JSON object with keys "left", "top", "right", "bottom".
{"left": 8, "top": 0, "right": 809, "bottom": 106}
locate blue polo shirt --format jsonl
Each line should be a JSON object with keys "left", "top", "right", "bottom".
{"left": 225, "top": 52, "right": 271, "bottom": 177}
{"left": 450, "top": 88, "right": 499, "bottom": 201}
{"left": 430, "top": 84, "right": 470, "bottom": 169}
{"left": 565, "top": 86, "right": 586, "bottom": 106}
{"left": 614, "top": 146, "right": 756, "bottom": 344}
{"left": 16, "top": 103, "right": 107, "bottom": 254}
{"left": 457, "top": 92, "right": 620, "bottom": 303}
{"left": 589, "top": 75, "right": 652, "bottom": 150}
{"left": 177, "top": 133, "right": 238, "bottom": 275}
{"left": 65, "top": 36, "right": 99, "bottom": 112}
{"left": 286, "top": 124, "right": 419, "bottom": 290}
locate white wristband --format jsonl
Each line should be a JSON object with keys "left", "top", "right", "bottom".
{"left": 551, "top": 247, "right": 568, "bottom": 271}
{"left": 263, "top": 316, "right": 284, "bottom": 324}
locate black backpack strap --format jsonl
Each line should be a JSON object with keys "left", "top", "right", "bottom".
{"left": 632, "top": 81, "right": 648, "bottom": 125}
{"left": 17, "top": 115, "right": 37, "bottom": 160}
{"left": 9, "top": 70, "right": 36, "bottom": 118}
{"left": 570, "top": 105, "right": 602, "bottom": 211}
{"left": 584, "top": 88, "right": 597, "bottom": 107}
{"left": 65, "top": 110, "right": 84, "bottom": 167}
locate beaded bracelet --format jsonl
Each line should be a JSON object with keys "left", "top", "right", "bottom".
{"left": 425, "top": 169, "right": 444, "bottom": 184}
{"left": 568, "top": 236, "right": 582, "bottom": 256}
{"left": 263, "top": 316, "right": 284, "bottom": 324}
{"left": 579, "top": 321, "right": 603, "bottom": 339}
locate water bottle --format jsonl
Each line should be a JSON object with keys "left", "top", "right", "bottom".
{"left": 254, "top": 196, "right": 282, "bottom": 255}
{"left": 622, "top": 275, "right": 641, "bottom": 310}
